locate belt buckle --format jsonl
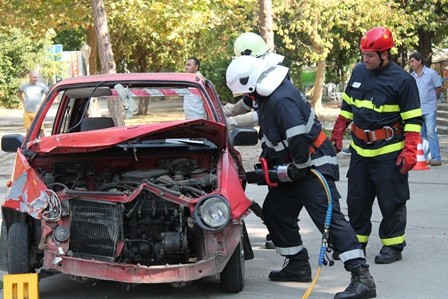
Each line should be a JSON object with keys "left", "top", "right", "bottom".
{"left": 383, "top": 126, "right": 394, "bottom": 141}
{"left": 364, "top": 129, "right": 375, "bottom": 144}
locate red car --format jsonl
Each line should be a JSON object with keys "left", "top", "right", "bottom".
{"left": 0, "top": 73, "right": 257, "bottom": 293}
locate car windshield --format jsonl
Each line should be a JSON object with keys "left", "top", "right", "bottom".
{"left": 47, "top": 85, "right": 209, "bottom": 135}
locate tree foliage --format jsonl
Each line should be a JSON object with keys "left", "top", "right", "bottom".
{"left": 1, "top": 0, "right": 447, "bottom": 109}
{"left": 0, "top": 28, "right": 63, "bottom": 107}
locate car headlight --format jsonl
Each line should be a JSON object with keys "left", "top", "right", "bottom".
{"left": 194, "top": 196, "right": 231, "bottom": 231}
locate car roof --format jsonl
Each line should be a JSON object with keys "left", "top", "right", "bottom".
{"left": 51, "top": 73, "right": 205, "bottom": 89}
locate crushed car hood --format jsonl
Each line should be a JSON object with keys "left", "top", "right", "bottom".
{"left": 27, "top": 119, "right": 227, "bottom": 154}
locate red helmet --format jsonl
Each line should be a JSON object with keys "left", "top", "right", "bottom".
{"left": 360, "top": 27, "right": 394, "bottom": 52}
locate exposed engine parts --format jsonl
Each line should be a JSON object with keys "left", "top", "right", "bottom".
{"left": 40, "top": 157, "right": 218, "bottom": 266}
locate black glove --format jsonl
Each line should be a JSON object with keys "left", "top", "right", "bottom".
{"left": 286, "top": 164, "right": 309, "bottom": 181}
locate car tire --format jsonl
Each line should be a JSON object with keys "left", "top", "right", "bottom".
{"left": 220, "top": 240, "right": 245, "bottom": 293}
{"left": 8, "top": 222, "right": 32, "bottom": 274}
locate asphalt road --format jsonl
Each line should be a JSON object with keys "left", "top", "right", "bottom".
{"left": 1, "top": 108, "right": 448, "bottom": 298}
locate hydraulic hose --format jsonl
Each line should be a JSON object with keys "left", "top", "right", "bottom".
{"left": 301, "top": 168, "right": 333, "bottom": 299}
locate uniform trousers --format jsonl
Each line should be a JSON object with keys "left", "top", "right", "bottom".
{"left": 263, "top": 174, "right": 362, "bottom": 262}
{"left": 346, "top": 153, "right": 408, "bottom": 249}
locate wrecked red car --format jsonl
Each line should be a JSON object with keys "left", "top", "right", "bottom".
{"left": 0, "top": 73, "right": 258, "bottom": 293}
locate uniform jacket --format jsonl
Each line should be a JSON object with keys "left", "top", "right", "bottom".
{"left": 340, "top": 62, "right": 423, "bottom": 160}
{"left": 256, "top": 79, "right": 339, "bottom": 181}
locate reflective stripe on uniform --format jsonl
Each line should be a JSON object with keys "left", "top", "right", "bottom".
{"left": 294, "top": 155, "right": 338, "bottom": 169}
{"left": 338, "top": 249, "right": 365, "bottom": 262}
{"left": 401, "top": 108, "right": 422, "bottom": 120}
{"left": 340, "top": 110, "right": 353, "bottom": 120}
{"left": 381, "top": 235, "right": 405, "bottom": 246}
{"left": 357, "top": 235, "right": 370, "bottom": 243}
{"left": 352, "top": 98, "right": 400, "bottom": 113}
{"left": 261, "top": 136, "right": 286, "bottom": 152}
{"left": 404, "top": 123, "right": 421, "bottom": 133}
{"left": 350, "top": 140, "right": 404, "bottom": 157}
{"left": 275, "top": 244, "right": 304, "bottom": 256}
{"left": 342, "top": 92, "right": 353, "bottom": 105}
{"left": 285, "top": 110, "right": 315, "bottom": 139}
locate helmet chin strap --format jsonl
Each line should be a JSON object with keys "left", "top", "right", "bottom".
{"left": 376, "top": 51, "right": 385, "bottom": 70}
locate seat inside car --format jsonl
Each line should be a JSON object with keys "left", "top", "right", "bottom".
{"left": 80, "top": 117, "right": 115, "bottom": 131}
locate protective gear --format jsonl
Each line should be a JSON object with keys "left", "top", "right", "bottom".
{"left": 268, "top": 259, "right": 312, "bottom": 282}
{"left": 262, "top": 52, "right": 285, "bottom": 67}
{"left": 225, "top": 112, "right": 258, "bottom": 131}
{"left": 226, "top": 56, "right": 268, "bottom": 96}
{"left": 360, "top": 26, "right": 394, "bottom": 52}
{"left": 374, "top": 246, "right": 402, "bottom": 264}
{"left": 334, "top": 264, "right": 376, "bottom": 299}
{"left": 234, "top": 32, "right": 270, "bottom": 57}
{"left": 330, "top": 115, "right": 351, "bottom": 152}
{"left": 256, "top": 65, "right": 289, "bottom": 97}
{"left": 222, "top": 100, "right": 251, "bottom": 117}
{"left": 245, "top": 163, "right": 308, "bottom": 185}
{"left": 395, "top": 132, "right": 419, "bottom": 174}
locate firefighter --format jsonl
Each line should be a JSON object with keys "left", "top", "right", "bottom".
{"left": 330, "top": 27, "right": 423, "bottom": 264}
{"left": 226, "top": 55, "right": 376, "bottom": 299}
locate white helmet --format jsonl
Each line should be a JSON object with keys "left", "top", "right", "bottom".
{"left": 234, "top": 32, "right": 271, "bottom": 57}
{"left": 226, "top": 56, "right": 289, "bottom": 97}
{"left": 226, "top": 56, "right": 267, "bottom": 96}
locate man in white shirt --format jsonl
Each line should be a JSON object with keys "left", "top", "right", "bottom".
{"left": 17, "top": 71, "right": 49, "bottom": 136}
{"left": 183, "top": 57, "right": 206, "bottom": 120}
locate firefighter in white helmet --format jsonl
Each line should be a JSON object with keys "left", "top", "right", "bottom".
{"left": 226, "top": 55, "right": 376, "bottom": 299}
{"left": 224, "top": 32, "right": 285, "bottom": 131}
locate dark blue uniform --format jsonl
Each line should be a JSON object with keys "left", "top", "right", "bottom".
{"left": 340, "top": 62, "right": 423, "bottom": 249}
{"left": 257, "top": 79, "right": 364, "bottom": 262}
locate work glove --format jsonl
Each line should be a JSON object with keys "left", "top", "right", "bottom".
{"left": 225, "top": 111, "right": 258, "bottom": 132}
{"left": 330, "top": 115, "right": 351, "bottom": 152}
{"left": 396, "top": 132, "right": 419, "bottom": 174}
{"left": 222, "top": 99, "right": 251, "bottom": 117}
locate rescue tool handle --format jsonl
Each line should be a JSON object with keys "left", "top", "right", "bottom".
{"left": 259, "top": 158, "right": 278, "bottom": 187}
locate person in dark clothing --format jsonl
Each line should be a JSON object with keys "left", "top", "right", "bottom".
{"left": 330, "top": 27, "right": 423, "bottom": 265}
{"left": 226, "top": 55, "right": 376, "bottom": 299}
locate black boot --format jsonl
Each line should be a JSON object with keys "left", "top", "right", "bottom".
{"left": 334, "top": 264, "right": 376, "bottom": 299}
{"left": 269, "top": 259, "right": 312, "bottom": 282}
{"left": 374, "top": 246, "right": 402, "bottom": 264}
{"left": 265, "top": 234, "right": 275, "bottom": 249}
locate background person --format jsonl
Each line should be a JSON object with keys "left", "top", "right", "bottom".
{"left": 17, "top": 71, "right": 48, "bottom": 136}
{"left": 330, "top": 27, "right": 423, "bottom": 265}
{"left": 183, "top": 57, "right": 206, "bottom": 120}
{"left": 408, "top": 52, "right": 442, "bottom": 166}
{"left": 227, "top": 55, "right": 376, "bottom": 299}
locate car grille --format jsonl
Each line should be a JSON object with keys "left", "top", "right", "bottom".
{"left": 69, "top": 199, "right": 122, "bottom": 260}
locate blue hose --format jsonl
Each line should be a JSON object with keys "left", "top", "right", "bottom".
{"left": 302, "top": 169, "right": 333, "bottom": 299}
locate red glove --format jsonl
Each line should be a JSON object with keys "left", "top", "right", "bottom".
{"left": 330, "top": 115, "right": 351, "bottom": 152}
{"left": 396, "top": 132, "right": 419, "bottom": 174}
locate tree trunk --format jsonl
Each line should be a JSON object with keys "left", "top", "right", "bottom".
{"left": 312, "top": 59, "right": 326, "bottom": 114}
{"left": 91, "top": 0, "right": 122, "bottom": 126}
{"left": 310, "top": 14, "right": 324, "bottom": 115}
{"left": 258, "top": 0, "right": 274, "bottom": 49}
{"left": 417, "top": 28, "right": 434, "bottom": 66}
{"left": 86, "top": 27, "right": 98, "bottom": 75}
{"left": 91, "top": 0, "right": 116, "bottom": 74}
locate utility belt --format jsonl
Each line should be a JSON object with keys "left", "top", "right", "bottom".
{"left": 351, "top": 122, "right": 402, "bottom": 144}
{"left": 309, "top": 130, "right": 327, "bottom": 154}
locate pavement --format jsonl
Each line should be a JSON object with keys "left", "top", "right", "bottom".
{"left": 1, "top": 107, "right": 448, "bottom": 298}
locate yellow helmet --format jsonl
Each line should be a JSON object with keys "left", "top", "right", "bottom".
{"left": 233, "top": 32, "right": 270, "bottom": 57}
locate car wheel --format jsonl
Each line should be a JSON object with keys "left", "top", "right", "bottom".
{"left": 220, "top": 240, "right": 245, "bottom": 293}
{"left": 8, "top": 222, "right": 32, "bottom": 274}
